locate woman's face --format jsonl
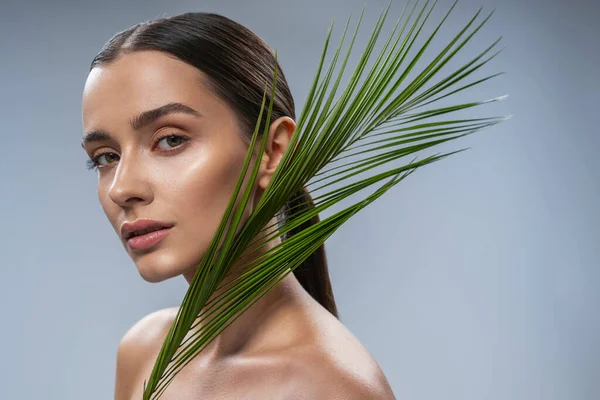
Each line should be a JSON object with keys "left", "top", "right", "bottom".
{"left": 81, "top": 50, "right": 283, "bottom": 283}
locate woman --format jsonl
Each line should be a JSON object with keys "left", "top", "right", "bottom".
{"left": 81, "top": 12, "right": 395, "bottom": 399}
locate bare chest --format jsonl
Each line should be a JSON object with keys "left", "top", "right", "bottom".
{"left": 127, "top": 352, "right": 321, "bottom": 400}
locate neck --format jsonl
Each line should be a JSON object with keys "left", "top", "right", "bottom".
{"left": 180, "top": 226, "right": 310, "bottom": 359}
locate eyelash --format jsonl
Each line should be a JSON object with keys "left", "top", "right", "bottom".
{"left": 86, "top": 133, "right": 190, "bottom": 171}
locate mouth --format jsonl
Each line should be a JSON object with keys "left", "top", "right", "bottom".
{"left": 127, "top": 226, "right": 173, "bottom": 251}
{"left": 120, "top": 219, "right": 175, "bottom": 251}
{"left": 126, "top": 225, "right": 169, "bottom": 240}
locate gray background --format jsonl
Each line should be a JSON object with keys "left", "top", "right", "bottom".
{"left": 1, "top": 0, "right": 598, "bottom": 399}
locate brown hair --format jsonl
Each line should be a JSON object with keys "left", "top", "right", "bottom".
{"left": 90, "top": 12, "right": 338, "bottom": 317}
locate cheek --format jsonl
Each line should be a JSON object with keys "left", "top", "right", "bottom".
{"left": 166, "top": 142, "right": 254, "bottom": 244}
{"left": 169, "top": 147, "right": 246, "bottom": 220}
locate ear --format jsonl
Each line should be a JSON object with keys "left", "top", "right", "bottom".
{"left": 257, "top": 116, "right": 296, "bottom": 191}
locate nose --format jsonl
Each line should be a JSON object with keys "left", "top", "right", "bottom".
{"left": 108, "top": 152, "right": 153, "bottom": 208}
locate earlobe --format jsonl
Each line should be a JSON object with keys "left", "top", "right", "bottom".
{"left": 258, "top": 116, "right": 296, "bottom": 191}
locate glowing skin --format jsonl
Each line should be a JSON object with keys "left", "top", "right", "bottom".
{"left": 81, "top": 50, "right": 394, "bottom": 399}
{"left": 81, "top": 50, "right": 279, "bottom": 284}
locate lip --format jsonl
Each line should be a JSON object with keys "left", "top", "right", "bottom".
{"left": 127, "top": 226, "right": 173, "bottom": 251}
{"left": 120, "top": 219, "right": 175, "bottom": 252}
{"left": 120, "top": 218, "right": 175, "bottom": 241}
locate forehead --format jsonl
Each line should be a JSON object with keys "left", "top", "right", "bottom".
{"left": 82, "top": 50, "right": 224, "bottom": 129}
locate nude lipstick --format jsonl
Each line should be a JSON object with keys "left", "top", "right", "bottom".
{"left": 121, "top": 219, "right": 174, "bottom": 251}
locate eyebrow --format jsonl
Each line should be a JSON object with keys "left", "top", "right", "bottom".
{"left": 81, "top": 102, "right": 202, "bottom": 148}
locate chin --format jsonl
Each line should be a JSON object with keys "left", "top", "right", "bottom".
{"left": 132, "top": 251, "right": 189, "bottom": 283}
{"left": 137, "top": 268, "right": 173, "bottom": 283}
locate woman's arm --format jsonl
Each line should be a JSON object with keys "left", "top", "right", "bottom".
{"left": 312, "top": 358, "right": 396, "bottom": 399}
{"left": 114, "top": 330, "right": 140, "bottom": 400}
{"left": 113, "top": 309, "right": 176, "bottom": 400}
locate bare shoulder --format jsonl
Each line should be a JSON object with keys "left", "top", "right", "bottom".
{"left": 118, "top": 307, "right": 178, "bottom": 349}
{"left": 114, "top": 307, "right": 179, "bottom": 399}
{"left": 288, "top": 307, "right": 397, "bottom": 399}
{"left": 113, "top": 303, "right": 396, "bottom": 399}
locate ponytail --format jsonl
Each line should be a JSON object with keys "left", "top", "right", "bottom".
{"left": 280, "top": 186, "right": 338, "bottom": 318}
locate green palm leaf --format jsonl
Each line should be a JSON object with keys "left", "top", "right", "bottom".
{"left": 142, "top": 0, "right": 509, "bottom": 398}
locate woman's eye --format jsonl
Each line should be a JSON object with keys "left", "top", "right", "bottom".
{"left": 85, "top": 152, "right": 119, "bottom": 171}
{"left": 99, "top": 153, "right": 119, "bottom": 165}
{"left": 156, "top": 134, "right": 188, "bottom": 150}
{"left": 91, "top": 152, "right": 118, "bottom": 168}
{"left": 86, "top": 135, "right": 189, "bottom": 171}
